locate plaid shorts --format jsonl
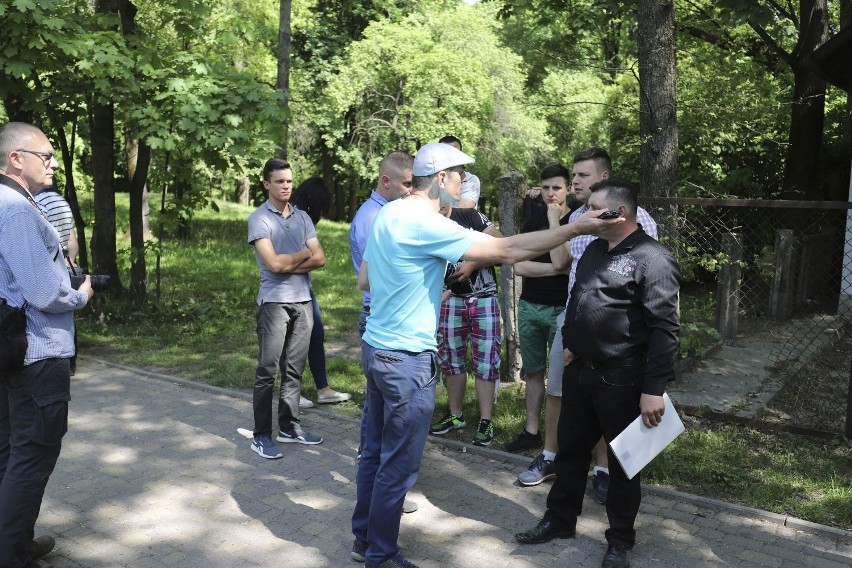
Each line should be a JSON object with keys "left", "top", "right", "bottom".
{"left": 437, "top": 295, "right": 502, "bottom": 381}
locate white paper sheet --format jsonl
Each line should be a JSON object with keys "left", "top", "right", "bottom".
{"left": 609, "top": 392, "right": 685, "bottom": 480}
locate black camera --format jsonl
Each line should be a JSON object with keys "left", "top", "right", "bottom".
{"left": 69, "top": 270, "right": 111, "bottom": 293}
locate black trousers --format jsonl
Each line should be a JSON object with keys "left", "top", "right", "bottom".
{"left": 0, "top": 358, "right": 70, "bottom": 567}
{"left": 544, "top": 359, "right": 643, "bottom": 548}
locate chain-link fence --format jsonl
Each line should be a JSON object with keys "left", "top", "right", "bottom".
{"left": 643, "top": 197, "right": 852, "bottom": 437}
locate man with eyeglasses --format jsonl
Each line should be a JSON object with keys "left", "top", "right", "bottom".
{"left": 0, "top": 122, "right": 94, "bottom": 567}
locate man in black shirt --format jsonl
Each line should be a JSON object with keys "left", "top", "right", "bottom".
{"left": 515, "top": 179, "right": 681, "bottom": 568}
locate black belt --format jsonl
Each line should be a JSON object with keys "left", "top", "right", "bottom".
{"left": 580, "top": 356, "right": 644, "bottom": 370}
{"left": 362, "top": 305, "right": 370, "bottom": 313}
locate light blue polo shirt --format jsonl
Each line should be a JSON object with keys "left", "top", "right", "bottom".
{"left": 362, "top": 197, "right": 483, "bottom": 353}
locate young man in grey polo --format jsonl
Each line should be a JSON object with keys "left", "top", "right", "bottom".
{"left": 248, "top": 158, "right": 326, "bottom": 459}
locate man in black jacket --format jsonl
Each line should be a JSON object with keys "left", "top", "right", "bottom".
{"left": 515, "top": 179, "right": 681, "bottom": 568}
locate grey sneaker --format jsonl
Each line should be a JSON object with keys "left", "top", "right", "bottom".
{"left": 299, "top": 395, "right": 314, "bottom": 409}
{"left": 251, "top": 434, "right": 283, "bottom": 459}
{"left": 429, "top": 412, "right": 466, "bottom": 435}
{"left": 374, "top": 554, "right": 419, "bottom": 568}
{"left": 277, "top": 425, "right": 323, "bottom": 445}
{"left": 351, "top": 539, "right": 368, "bottom": 562}
{"left": 517, "top": 453, "right": 555, "bottom": 486}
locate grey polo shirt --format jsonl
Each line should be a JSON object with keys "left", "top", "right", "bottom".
{"left": 248, "top": 200, "right": 316, "bottom": 305}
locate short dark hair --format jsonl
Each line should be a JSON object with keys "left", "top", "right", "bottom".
{"left": 291, "top": 177, "right": 330, "bottom": 225}
{"left": 539, "top": 163, "right": 570, "bottom": 183}
{"left": 438, "top": 135, "right": 462, "bottom": 149}
{"left": 412, "top": 174, "right": 435, "bottom": 191}
{"left": 590, "top": 178, "right": 638, "bottom": 215}
{"left": 379, "top": 151, "right": 414, "bottom": 177}
{"left": 262, "top": 158, "right": 291, "bottom": 182}
{"left": 573, "top": 147, "right": 612, "bottom": 176}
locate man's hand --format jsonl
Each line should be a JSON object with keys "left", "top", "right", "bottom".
{"left": 639, "top": 394, "right": 665, "bottom": 428}
{"left": 570, "top": 208, "right": 625, "bottom": 235}
{"left": 546, "top": 202, "right": 562, "bottom": 228}
{"left": 563, "top": 348, "right": 575, "bottom": 366}
{"left": 448, "top": 261, "right": 477, "bottom": 283}
{"left": 526, "top": 187, "right": 542, "bottom": 200}
{"left": 78, "top": 276, "right": 95, "bottom": 301}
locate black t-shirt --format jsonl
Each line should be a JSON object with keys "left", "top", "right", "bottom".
{"left": 519, "top": 203, "right": 571, "bottom": 307}
{"left": 444, "top": 208, "right": 498, "bottom": 297}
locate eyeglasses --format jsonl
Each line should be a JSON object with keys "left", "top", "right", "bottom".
{"left": 16, "top": 149, "right": 55, "bottom": 164}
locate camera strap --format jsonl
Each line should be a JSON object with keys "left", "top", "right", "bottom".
{"left": 0, "top": 174, "right": 48, "bottom": 221}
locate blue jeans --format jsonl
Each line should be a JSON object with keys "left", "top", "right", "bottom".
{"left": 253, "top": 301, "right": 313, "bottom": 436}
{"left": 0, "top": 358, "right": 70, "bottom": 568}
{"left": 352, "top": 342, "right": 436, "bottom": 566}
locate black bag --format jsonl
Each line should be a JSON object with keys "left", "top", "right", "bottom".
{"left": 0, "top": 298, "right": 27, "bottom": 373}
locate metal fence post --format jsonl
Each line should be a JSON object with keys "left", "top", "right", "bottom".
{"left": 715, "top": 232, "right": 742, "bottom": 344}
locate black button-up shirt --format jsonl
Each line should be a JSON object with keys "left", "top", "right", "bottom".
{"left": 562, "top": 228, "right": 682, "bottom": 395}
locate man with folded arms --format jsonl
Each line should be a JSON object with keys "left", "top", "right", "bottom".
{"left": 515, "top": 178, "right": 680, "bottom": 568}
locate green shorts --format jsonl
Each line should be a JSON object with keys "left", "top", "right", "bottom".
{"left": 518, "top": 299, "right": 563, "bottom": 375}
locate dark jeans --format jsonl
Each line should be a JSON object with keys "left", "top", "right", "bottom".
{"left": 0, "top": 358, "right": 70, "bottom": 568}
{"left": 352, "top": 342, "right": 436, "bottom": 566}
{"left": 545, "top": 359, "right": 643, "bottom": 548}
{"left": 280, "top": 291, "right": 328, "bottom": 390}
{"left": 253, "top": 301, "right": 313, "bottom": 436}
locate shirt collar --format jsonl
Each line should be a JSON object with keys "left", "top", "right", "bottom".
{"left": 606, "top": 227, "right": 647, "bottom": 254}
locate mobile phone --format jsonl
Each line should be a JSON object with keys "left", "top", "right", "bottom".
{"left": 598, "top": 210, "right": 620, "bottom": 219}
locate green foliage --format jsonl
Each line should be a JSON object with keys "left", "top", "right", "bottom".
{"left": 322, "top": 3, "right": 551, "bottom": 198}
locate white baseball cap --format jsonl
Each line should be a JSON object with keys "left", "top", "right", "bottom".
{"left": 413, "top": 142, "right": 475, "bottom": 176}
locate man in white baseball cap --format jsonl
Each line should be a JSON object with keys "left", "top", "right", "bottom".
{"left": 351, "top": 142, "right": 625, "bottom": 568}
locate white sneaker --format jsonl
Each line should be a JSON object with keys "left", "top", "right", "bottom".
{"left": 299, "top": 395, "right": 314, "bottom": 409}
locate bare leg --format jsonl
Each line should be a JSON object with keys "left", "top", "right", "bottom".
{"left": 544, "top": 394, "right": 560, "bottom": 454}
{"left": 445, "top": 373, "right": 467, "bottom": 417}
{"left": 475, "top": 379, "right": 495, "bottom": 421}
{"left": 595, "top": 437, "right": 608, "bottom": 467}
{"left": 523, "top": 371, "right": 545, "bottom": 434}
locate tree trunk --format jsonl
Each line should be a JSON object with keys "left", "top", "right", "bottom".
{"left": 497, "top": 171, "right": 527, "bottom": 383}
{"left": 637, "top": 0, "right": 678, "bottom": 199}
{"left": 841, "top": 0, "right": 852, "bottom": 195}
{"left": 89, "top": 99, "right": 121, "bottom": 291}
{"left": 780, "top": 0, "right": 829, "bottom": 200}
{"left": 235, "top": 175, "right": 250, "bottom": 206}
{"left": 276, "top": 0, "right": 292, "bottom": 159}
{"left": 126, "top": 132, "right": 151, "bottom": 303}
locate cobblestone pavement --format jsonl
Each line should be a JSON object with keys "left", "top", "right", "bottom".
{"left": 36, "top": 358, "right": 851, "bottom": 568}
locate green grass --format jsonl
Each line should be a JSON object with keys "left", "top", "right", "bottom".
{"left": 77, "top": 196, "right": 852, "bottom": 531}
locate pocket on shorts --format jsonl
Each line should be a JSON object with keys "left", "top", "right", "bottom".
{"left": 31, "top": 391, "right": 70, "bottom": 446}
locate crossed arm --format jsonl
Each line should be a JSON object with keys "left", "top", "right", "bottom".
{"left": 254, "top": 236, "right": 326, "bottom": 274}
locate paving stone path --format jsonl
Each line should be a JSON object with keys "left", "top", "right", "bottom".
{"left": 36, "top": 358, "right": 851, "bottom": 568}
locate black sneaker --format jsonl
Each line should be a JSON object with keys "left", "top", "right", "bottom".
{"left": 375, "top": 554, "right": 419, "bottom": 568}
{"left": 505, "top": 430, "right": 542, "bottom": 453}
{"left": 593, "top": 470, "right": 610, "bottom": 505}
{"left": 473, "top": 419, "right": 494, "bottom": 446}
{"left": 351, "top": 539, "right": 368, "bottom": 562}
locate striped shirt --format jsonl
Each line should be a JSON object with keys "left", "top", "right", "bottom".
{"left": 35, "top": 189, "right": 75, "bottom": 250}
{"left": 0, "top": 179, "right": 88, "bottom": 364}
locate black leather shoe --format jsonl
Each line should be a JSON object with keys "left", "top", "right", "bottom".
{"left": 515, "top": 519, "right": 576, "bottom": 544}
{"left": 601, "top": 543, "right": 630, "bottom": 568}
{"left": 27, "top": 535, "right": 55, "bottom": 560}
